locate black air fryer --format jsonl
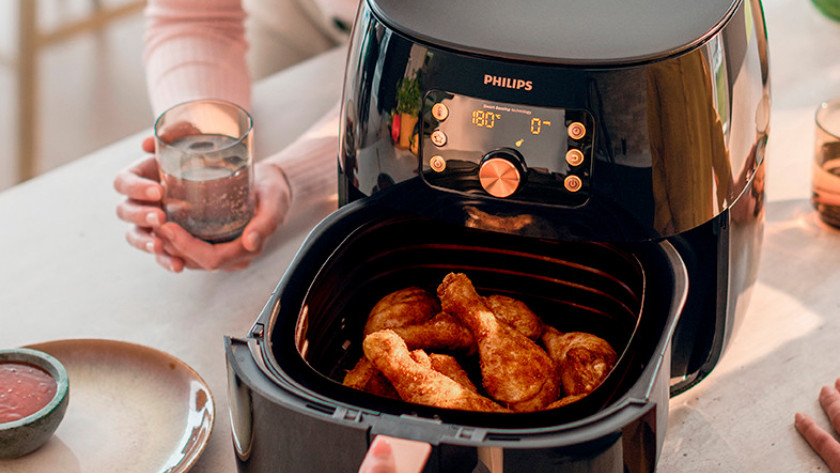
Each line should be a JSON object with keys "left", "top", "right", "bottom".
{"left": 225, "top": 0, "right": 770, "bottom": 471}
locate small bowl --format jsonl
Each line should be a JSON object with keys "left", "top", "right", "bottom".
{"left": 0, "top": 348, "right": 69, "bottom": 459}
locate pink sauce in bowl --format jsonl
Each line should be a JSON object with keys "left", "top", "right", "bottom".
{"left": 0, "top": 348, "right": 68, "bottom": 459}
{"left": 0, "top": 362, "right": 58, "bottom": 423}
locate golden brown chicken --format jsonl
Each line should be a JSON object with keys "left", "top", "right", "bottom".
{"left": 409, "top": 349, "right": 433, "bottom": 368}
{"left": 483, "top": 294, "right": 543, "bottom": 340}
{"left": 428, "top": 353, "right": 478, "bottom": 393}
{"left": 546, "top": 393, "right": 586, "bottom": 409}
{"left": 437, "top": 273, "right": 559, "bottom": 412}
{"left": 342, "top": 357, "right": 400, "bottom": 399}
{"left": 362, "top": 330, "right": 508, "bottom": 413}
{"left": 391, "top": 312, "right": 476, "bottom": 354}
{"left": 363, "top": 287, "right": 440, "bottom": 336}
{"left": 344, "top": 349, "right": 465, "bottom": 398}
{"left": 542, "top": 326, "right": 618, "bottom": 396}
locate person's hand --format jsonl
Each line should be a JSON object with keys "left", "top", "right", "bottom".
{"left": 114, "top": 136, "right": 291, "bottom": 272}
{"left": 113, "top": 136, "right": 170, "bottom": 267}
{"left": 795, "top": 378, "right": 840, "bottom": 472}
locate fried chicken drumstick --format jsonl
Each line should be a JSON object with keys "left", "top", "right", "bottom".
{"left": 483, "top": 294, "right": 543, "bottom": 340}
{"left": 437, "top": 273, "right": 559, "bottom": 412}
{"left": 362, "top": 329, "right": 508, "bottom": 413}
{"left": 342, "top": 357, "right": 400, "bottom": 399}
{"left": 542, "top": 326, "right": 618, "bottom": 396}
{"left": 363, "top": 287, "right": 440, "bottom": 335}
{"left": 391, "top": 312, "right": 476, "bottom": 353}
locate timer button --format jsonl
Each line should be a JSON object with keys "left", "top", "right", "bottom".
{"left": 431, "top": 130, "right": 448, "bottom": 147}
{"left": 432, "top": 103, "right": 449, "bottom": 121}
{"left": 479, "top": 149, "right": 525, "bottom": 198}
{"left": 567, "top": 122, "right": 586, "bottom": 140}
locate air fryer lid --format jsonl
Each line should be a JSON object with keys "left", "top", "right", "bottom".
{"left": 367, "top": 0, "right": 739, "bottom": 64}
{"left": 254, "top": 198, "right": 687, "bottom": 434}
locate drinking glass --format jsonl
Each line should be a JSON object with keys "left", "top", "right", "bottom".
{"left": 811, "top": 98, "right": 840, "bottom": 228}
{"left": 154, "top": 99, "right": 255, "bottom": 243}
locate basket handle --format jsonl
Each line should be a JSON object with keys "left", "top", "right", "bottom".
{"left": 358, "top": 435, "right": 432, "bottom": 473}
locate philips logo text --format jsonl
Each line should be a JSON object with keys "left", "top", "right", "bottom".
{"left": 484, "top": 74, "right": 533, "bottom": 91}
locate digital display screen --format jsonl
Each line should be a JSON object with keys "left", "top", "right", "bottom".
{"left": 430, "top": 95, "right": 569, "bottom": 171}
{"left": 421, "top": 90, "right": 593, "bottom": 206}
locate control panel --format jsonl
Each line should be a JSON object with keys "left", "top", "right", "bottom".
{"left": 421, "top": 90, "right": 594, "bottom": 207}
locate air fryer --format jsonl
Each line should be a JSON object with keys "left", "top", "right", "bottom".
{"left": 225, "top": 0, "right": 770, "bottom": 471}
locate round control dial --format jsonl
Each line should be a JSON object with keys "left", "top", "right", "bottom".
{"left": 479, "top": 149, "right": 525, "bottom": 198}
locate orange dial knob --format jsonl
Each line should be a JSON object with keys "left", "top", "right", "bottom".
{"left": 479, "top": 149, "right": 525, "bottom": 198}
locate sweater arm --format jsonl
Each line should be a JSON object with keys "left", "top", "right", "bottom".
{"left": 264, "top": 103, "right": 340, "bottom": 207}
{"left": 144, "top": 0, "right": 251, "bottom": 116}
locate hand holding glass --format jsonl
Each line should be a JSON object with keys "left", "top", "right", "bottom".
{"left": 811, "top": 98, "right": 840, "bottom": 228}
{"left": 154, "top": 100, "right": 255, "bottom": 243}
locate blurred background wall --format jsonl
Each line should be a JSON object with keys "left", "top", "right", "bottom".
{"left": 0, "top": 0, "right": 151, "bottom": 192}
{"left": 0, "top": 0, "right": 336, "bottom": 193}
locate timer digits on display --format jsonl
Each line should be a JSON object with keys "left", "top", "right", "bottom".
{"left": 530, "top": 117, "right": 551, "bottom": 135}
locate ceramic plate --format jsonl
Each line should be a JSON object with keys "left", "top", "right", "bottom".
{"left": 0, "top": 339, "right": 214, "bottom": 473}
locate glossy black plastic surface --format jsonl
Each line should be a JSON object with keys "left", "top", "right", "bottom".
{"left": 368, "top": 0, "right": 738, "bottom": 65}
{"left": 339, "top": 0, "right": 770, "bottom": 242}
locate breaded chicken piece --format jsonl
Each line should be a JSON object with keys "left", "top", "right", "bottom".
{"left": 363, "top": 287, "right": 441, "bottom": 336}
{"left": 409, "top": 349, "right": 433, "bottom": 368}
{"left": 437, "top": 273, "right": 559, "bottom": 412}
{"left": 546, "top": 393, "right": 586, "bottom": 409}
{"left": 343, "top": 349, "right": 435, "bottom": 399}
{"left": 362, "top": 330, "right": 508, "bottom": 413}
{"left": 542, "top": 326, "right": 617, "bottom": 396}
{"left": 391, "top": 312, "right": 476, "bottom": 354}
{"left": 483, "top": 294, "right": 543, "bottom": 340}
{"left": 428, "top": 353, "right": 478, "bottom": 393}
{"left": 342, "top": 357, "right": 400, "bottom": 399}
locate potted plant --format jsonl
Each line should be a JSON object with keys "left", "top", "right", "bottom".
{"left": 395, "top": 73, "right": 421, "bottom": 149}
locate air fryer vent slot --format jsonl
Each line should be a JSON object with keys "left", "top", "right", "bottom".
{"left": 306, "top": 403, "right": 336, "bottom": 416}
{"left": 486, "top": 433, "right": 523, "bottom": 442}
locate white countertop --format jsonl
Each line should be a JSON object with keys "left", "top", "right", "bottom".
{"left": 1, "top": 0, "right": 840, "bottom": 471}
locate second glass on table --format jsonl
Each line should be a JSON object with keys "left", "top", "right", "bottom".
{"left": 154, "top": 99, "right": 255, "bottom": 243}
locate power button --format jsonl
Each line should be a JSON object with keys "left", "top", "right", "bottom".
{"left": 564, "top": 175, "right": 583, "bottom": 193}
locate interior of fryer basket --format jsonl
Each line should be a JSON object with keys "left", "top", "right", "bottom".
{"left": 268, "top": 212, "right": 681, "bottom": 428}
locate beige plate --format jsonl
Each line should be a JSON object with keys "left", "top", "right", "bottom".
{"left": 0, "top": 339, "right": 214, "bottom": 473}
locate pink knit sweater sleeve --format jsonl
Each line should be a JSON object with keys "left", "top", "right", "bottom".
{"left": 144, "top": 0, "right": 252, "bottom": 116}
{"left": 144, "top": 0, "right": 338, "bottom": 206}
